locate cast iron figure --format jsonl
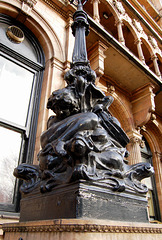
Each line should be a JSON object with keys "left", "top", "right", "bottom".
{"left": 14, "top": 0, "right": 154, "bottom": 195}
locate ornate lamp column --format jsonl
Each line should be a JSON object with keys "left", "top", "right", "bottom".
{"left": 13, "top": 0, "right": 154, "bottom": 224}
{"left": 71, "top": 0, "right": 90, "bottom": 66}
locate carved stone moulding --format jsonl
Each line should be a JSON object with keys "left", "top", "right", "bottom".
{"left": 3, "top": 221, "right": 162, "bottom": 234}
{"left": 2, "top": 219, "right": 162, "bottom": 240}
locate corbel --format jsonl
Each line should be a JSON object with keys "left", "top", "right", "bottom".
{"left": 88, "top": 40, "right": 108, "bottom": 84}
{"left": 131, "top": 83, "right": 155, "bottom": 127}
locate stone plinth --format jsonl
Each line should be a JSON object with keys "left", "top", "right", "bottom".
{"left": 19, "top": 181, "right": 149, "bottom": 222}
{"left": 2, "top": 219, "right": 162, "bottom": 240}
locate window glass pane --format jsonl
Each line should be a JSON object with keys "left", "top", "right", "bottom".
{"left": 0, "top": 56, "right": 34, "bottom": 126}
{"left": 147, "top": 190, "right": 155, "bottom": 220}
{"left": 0, "top": 127, "right": 22, "bottom": 204}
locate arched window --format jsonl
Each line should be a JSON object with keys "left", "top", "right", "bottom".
{"left": 0, "top": 14, "right": 45, "bottom": 212}
{"left": 140, "top": 137, "right": 161, "bottom": 221}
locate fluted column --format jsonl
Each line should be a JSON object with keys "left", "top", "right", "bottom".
{"left": 135, "top": 38, "right": 145, "bottom": 64}
{"left": 126, "top": 130, "right": 143, "bottom": 165}
{"left": 151, "top": 54, "right": 161, "bottom": 78}
{"left": 116, "top": 19, "right": 125, "bottom": 45}
{"left": 91, "top": 0, "right": 100, "bottom": 23}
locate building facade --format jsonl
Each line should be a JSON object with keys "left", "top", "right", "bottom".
{"left": 0, "top": 0, "right": 162, "bottom": 236}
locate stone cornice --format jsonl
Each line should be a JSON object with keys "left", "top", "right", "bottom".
{"left": 2, "top": 221, "right": 162, "bottom": 234}
{"left": 129, "top": 0, "right": 162, "bottom": 36}
{"left": 122, "top": 0, "right": 162, "bottom": 43}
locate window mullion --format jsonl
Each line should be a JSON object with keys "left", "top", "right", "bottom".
{"left": 0, "top": 118, "right": 26, "bottom": 135}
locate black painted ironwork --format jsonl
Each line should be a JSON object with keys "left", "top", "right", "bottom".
{"left": 14, "top": 0, "right": 154, "bottom": 196}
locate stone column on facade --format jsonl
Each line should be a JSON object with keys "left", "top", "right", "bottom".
{"left": 135, "top": 38, "right": 146, "bottom": 65}
{"left": 91, "top": 0, "right": 100, "bottom": 23}
{"left": 115, "top": 19, "right": 125, "bottom": 45}
{"left": 126, "top": 130, "right": 143, "bottom": 165}
{"left": 151, "top": 54, "right": 161, "bottom": 78}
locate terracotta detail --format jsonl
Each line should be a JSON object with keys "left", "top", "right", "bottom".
{"left": 113, "top": 0, "right": 126, "bottom": 15}
{"left": 148, "top": 36, "right": 159, "bottom": 49}
{"left": 132, "top": 19, "right": 143, "bottom": 33}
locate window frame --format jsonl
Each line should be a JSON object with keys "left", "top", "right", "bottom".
{"left": 0, "top": 14, "right": 45, "bottom": 213}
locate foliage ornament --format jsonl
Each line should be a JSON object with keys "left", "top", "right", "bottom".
{"left": 113, "top": 0, "right": 126, "bottom": 15}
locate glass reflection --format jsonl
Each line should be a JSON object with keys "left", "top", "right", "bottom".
{"left": 0, "top": 127, "right": 22, "bottom": 204}
{"left": 0, "top": 56, "right": 34, "bottom": 126}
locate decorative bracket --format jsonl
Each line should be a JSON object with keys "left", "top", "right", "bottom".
{"left": 88, "top": 41, "right": 108, "bottom": 83}
{"left": 131, "top": 84, "right": 155, "bottom": 127}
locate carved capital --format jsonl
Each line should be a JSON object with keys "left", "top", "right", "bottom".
{"left": 127, "top": 130, "right": 142, "bottom": 145}
{"left": 131, "top": 84, "right": 155, "bottom": 127}
{"left": 151, "top": 54, "right": 158, "bottom": 61}
{"left": 134, "top": 38, "right": 142, "bottom": 45}
{"left": 115, "top": 19, "right": 123, "bottom": 26}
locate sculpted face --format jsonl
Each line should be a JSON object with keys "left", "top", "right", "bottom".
{"left": 47, "top": 88, "right": 80, "bottom": 118}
